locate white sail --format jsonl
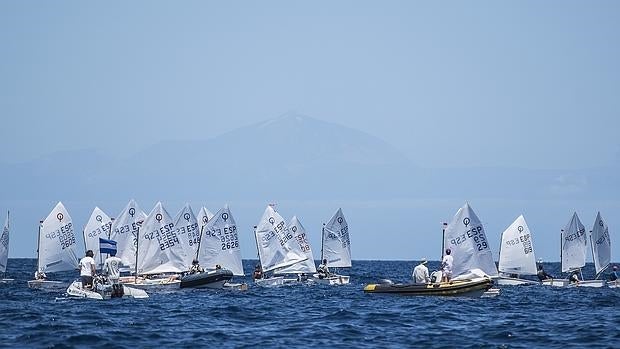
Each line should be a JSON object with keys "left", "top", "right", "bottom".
{"left": 561, "top": 212, "right": 587, "bottom": 273}
{"left": 197, "top": 205, "right": 244, "bottom": 275}
{"left": 197, "top": 206, "right": 215, "bottom": 231}
{"left": 254, "top": 206, "right": 306, "bottom": 273}
{"left": 590, "top": 212, "right": 611, "bottom": 275}
{"left": 277, "top": 216, "right": 317, "bottom": 274}
{"left": 321, "top": 208, "right": 352, "bottom": 268}
{"left": 0, "top": 212, "right": 9, "bottom": 274}
{"left": 83, "top": 207, "right": 112, "bottom": 269}
{"left": 37, "top": 202, "right": 80, "bottom": 273}
{"left": 110, "top": 199, "right": 146, "bottom": 270}
{"left": 498, "top": 215, "right": 537, "bottom": 276}
{"left": 137, "top": 202, "right": 187, "bottom": 275}
{"left": 444, "top": 203, "right": 498, "bottom": 277}
{"left": 173, "top": 203, "right": 200, "bottom": 267}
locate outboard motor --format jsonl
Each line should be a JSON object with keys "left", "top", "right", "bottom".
{"left": 430, "top": 270, "right": 443, "bottom": 283}
{"left": 111, "top": 284, "right": 124, "bottom": 298}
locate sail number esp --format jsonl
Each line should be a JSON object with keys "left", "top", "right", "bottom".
{"left": 450, "top": 225, "right": 489, "bottom": 251}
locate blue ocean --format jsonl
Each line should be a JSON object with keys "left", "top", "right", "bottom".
{"left": 1, "top": 259, "right": 619, "bottom": 349}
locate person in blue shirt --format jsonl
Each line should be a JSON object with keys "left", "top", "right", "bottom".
{"left": 609, "top": 265, "right": 619, "bottom": 281}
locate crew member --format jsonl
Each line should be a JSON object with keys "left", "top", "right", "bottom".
{"left": 441, "top": 249, "right": 453, "bottom": 282}
{"left": 412, "top": 258, "right": 430, "bottom": 283}
{"left": 79, "top": 250, "right": 96, "bottom": 289}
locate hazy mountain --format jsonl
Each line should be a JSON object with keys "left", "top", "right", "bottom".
{"left": 1, "top": 112, "right": 618, "bottom": 202}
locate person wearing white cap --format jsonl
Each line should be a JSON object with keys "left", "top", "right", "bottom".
{"left": 412, "top": 258, "right": 430, "bottom": 284}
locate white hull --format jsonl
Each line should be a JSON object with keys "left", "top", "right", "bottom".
{"left": 254, "top": 276, "right": 285, "bottom": 287}
{"left": 223, "top": 282, "right": 249, "bottom": 291}
{"left": 497, "top": 277, "right": 539, "bottom": 286}
{"left": 608, "top": 280, "right": 620, "bottom": 288}
{"left": 311, "top": 274, "right": 350, "bottom": 285}
{"left": 119, "top": 276, "right": 181, "bottom": 290}
{"left": 0, "top": 278, "right": 15, "bottom": 283}
{"left": 541, "top": 279, "right": 569, "bottom": 287}
{"left": 27, "top": 279, "right": 66, "bottom": 291}
{"left": 574, "top": 279, "right": 606, "bottom": 288}
{"left": 66, "top": 281, "right": 148, "bottom": 299}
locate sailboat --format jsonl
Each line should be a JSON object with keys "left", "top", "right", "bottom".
{"left": 364, "top": 203, "right": 495, "bottom": 297}
{"left": 82, "top": 207, "right": 113, "bottom": 269}
{"left": 110, "top": 199, "right": 146, "bottom": 271}
{"left": 497, "top": 215, "right": 539, "bottom": 285}
{"left": 195, "top": 205, "right": 242, "bottom": 289}
{"left": 576, "top": 212, "right": 610, "bottom": 288}
{"left": 173, "top": 203, "right": 201, "bottom": 268}
{"left": 0, "top": 211, "right": 12, "bottom": 282}
{"left": 542, "top": 212, "right": 588, "bottom": 287}
{"left": 313, "top": 208, "right": 351, "bottom": 285}
{"left": 28, "top": 202, "right": 80, "bottom": 290}
{"left": 275, "top": 216, "right": 317, "bottom": 283}
{"left": 253, "top": 205, "right": 307, "bottom": 287}
{"left": 121, "top": 202, "right": 186, "bottom": 290}
{"left": 443, "top": 203, "right": 499, "bottom": 279}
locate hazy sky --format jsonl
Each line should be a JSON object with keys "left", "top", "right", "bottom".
{"left": 2, "top": 1, "right": 619, "bottom": 169}
{"left": 1, "top": 2, "right": 620, "bottom": 262}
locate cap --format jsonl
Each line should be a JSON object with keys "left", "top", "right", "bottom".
{"left": 420, "top": 258, "right": 428, "bottom": 265}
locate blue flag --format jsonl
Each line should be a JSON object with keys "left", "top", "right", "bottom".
{"left": 99, "top": 238, "right": 117, "bottom": 255}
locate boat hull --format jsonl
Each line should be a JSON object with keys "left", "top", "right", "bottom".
{"left": 27, "top": 279, "right": 66, "bottom": 291}
{"left": 364, "top": 277, "right": 493, "bottom": 297}
{"left": 254, "top": 276, "right": 285, "bottom": 287}
{"left": 311, "top": 273, "right": 350, "bottom": 285}
{"left": 497, "top": 277, "right": 539, "bottom": 286}
{"left": 66, "top": 281, "right": 148, "bottom": 299}
{"left": 180, "top": 269, "right": 233, "bottom": 289}
{"left": 119, "top": 276, "right": 181, "bottom": 290}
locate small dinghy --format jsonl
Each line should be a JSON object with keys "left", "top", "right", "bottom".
{"left": 363, "top": 277, "right": 494, "bottom": 297}
{"left": 180, "top": 269, "right": 233, "bottom": 289}
{"left": 66, "top": 277, "right": 148, "bottom": 300}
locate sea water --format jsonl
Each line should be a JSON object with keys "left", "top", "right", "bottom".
{"left": 1, "top": 259, "right": 619, "bottom": 348}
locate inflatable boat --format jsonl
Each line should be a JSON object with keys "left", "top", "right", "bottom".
{"left": 364, "top": 277, "right": 494, "bottom": 297}
{"left": 66, "top": 279, "right": 149, "bottom": 300}
{"left": 180, "top": 269, "right": 233, "bottom": 289}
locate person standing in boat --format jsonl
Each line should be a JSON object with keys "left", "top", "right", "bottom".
{"left": 441, "top": 249, "right": 453, "bottom": 282}
{"left": 103, "top": 250, "right": 123, "bottom": 296}
{"left": 317, "top": 259, "right": 330, "bottom": 278}
{"left": 536, "top": 264, "right": 553, "bottom": 281}
{"left": 79, "top": 250, "right": 96, "bottom": 289}
{"left": 412, "top": 258, "right": 430, "bottom": 283}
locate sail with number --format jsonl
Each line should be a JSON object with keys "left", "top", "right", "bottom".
{"left": 137, "top": 202, "right": 187, "bottom": 275}
{"left": 276, "top": 216, "right": 317, "bottom": 274}
{"left": 498, "top": 215, "right": 537, "bottom": 276}
{"left": 321, "top": 208, "right": 351, "bottom": 268}
{"left": 37, "top": 202, "right": 80, "bottom": 273}
{"left": 444, "top": 203, "right": 498, "bottom": 277}
{"left": 83, "top": 207, "right": 112, "bottom": 269}
{"left": 173, "top": 203, "right": 200, "bottom": 267}
{"left": 110, "top": 199, "right": 146, "bottom": 270}
{"left": 561, "top": 212, "right": 587, "bottom": 273}
{"left": 255, "top": 205, "right": 306, "bottom": 273}
{"left": 197, "top": 205, "right": 244, "bottom": 275}
{"left": 590, "top": 212, "right": 611, "bottom": 276}
{"left": 0, "top": 212, "right": 9, "bottom": 274}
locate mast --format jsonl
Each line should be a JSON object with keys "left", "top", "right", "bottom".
{"left": 441, "top": 222, "right": 447, "bottom": 259}
{"left": 560, "top": 229, "right": 564, "bottom": 275}
{"left": 320, "top": 223, "right": 325, "bottom": 262}
{"left": 134, "top": 224, "right": 140, "bottom": 283}
{"left": 36, "top": 220, "right": 43, "bottom": 272}
{"left": 195, "top": 225, "right": 204, "bottom": 262}
{"left": 253, "top": 225, "right": 261, "bottom": 268}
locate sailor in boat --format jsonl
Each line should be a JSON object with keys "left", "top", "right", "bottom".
{"left": 79, "top": 250, "right": 97, "bottom": 289}
{"left": 441, "top": 249, "right": 453, "bottom": 282}
{"left": 536, "top": 264, "right": 553, "bottom": 282}
{"left": 412, "top": 258, "right": 430, "bottom": 284}
{"left": 252, "top": 264, "right": 263, "bottom": 280}
{"left": 34, "top": 271, "right": 47, "bottom": 280}
{"left": 569, "top": 271, "right": 580, "bottom": 284}
{"left": 609, "top": 265, "right": 619, "bottom": 281}
{"left": 317, "top": 259, "right": 331, "bottom": 279}
{"left": 103, "top": 250, "right": 123, "bottom": 297}
{"left": 297, "top": 273, "right": 308, "bottom": 282}
{"left": 189, "top": 259, "right": 204, "bottom": 274}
